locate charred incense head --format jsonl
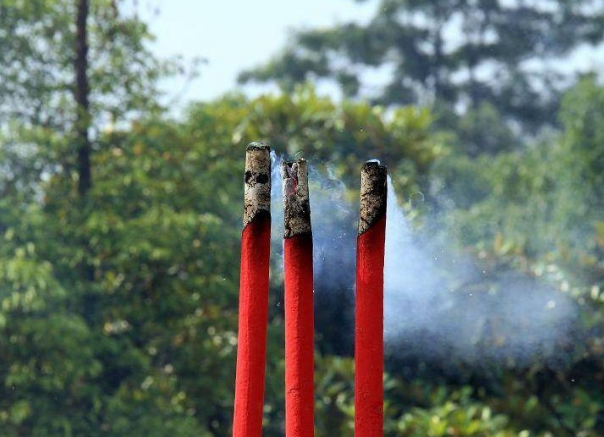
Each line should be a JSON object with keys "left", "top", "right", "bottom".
{"left": 359, "top": 161, "right": 388, "bottom": 235}
{"left": 281, "top": 159, "right": 311, "bottom": 238}
{"left": 243, "top": 142, "right": 271, "bottom": 226}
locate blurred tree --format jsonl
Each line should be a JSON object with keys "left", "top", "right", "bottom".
{"left": 239, "top": 0, "right": 604, "bottom": 153}
{"left": 3, "top": 1, "right": 604, "bottom": 435}
{"left": 75, "top": 0, "right": 91, "bottom": 196}
{"left": 559, "top": 75, "right": 604, "bottom": 208}
{"left": 0, "top": 70, "right": 441, "bottom": 435}
{"left": 0, "top": 1, "right": 202, "bottom": 435}
{"left": 0, "top": 0, "right": 183, "bottom": 188}
{"left": 430, "top": 76, "right": 604, "bottom": 265}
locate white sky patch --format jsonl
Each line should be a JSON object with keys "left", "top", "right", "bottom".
{"left": 131, "top": 0, "right": 604, "bottom": 118}
{"left": 136, "top": 0, "right": 375, "bottom": 112}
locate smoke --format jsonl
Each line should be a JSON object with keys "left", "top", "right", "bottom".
{"left": 269, "top": 152, "right": 578, "bottom": 367}
{"left": 384, "top": 176, "right": 578, "bottom": 367}
{"left": 270, "top": 152, "right": 357, "bottom": 354}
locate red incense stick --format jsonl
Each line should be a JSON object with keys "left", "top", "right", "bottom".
{"left": 282, "top": 159, "right": 314, "bottom": 437}
{"left": 232, "top": 142, "right": 272, "bottom": 437}
{"left": 355, "top": 162, "right": 387, "bottom": 437}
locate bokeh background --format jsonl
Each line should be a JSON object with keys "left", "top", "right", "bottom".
{"left": 2, "top": 0, "right": 604, "bottom": 435}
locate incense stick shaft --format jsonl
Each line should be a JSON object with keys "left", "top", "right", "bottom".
{"left": 283, "top": 159, "right": 314, "bottom": 437}
{"left": 355, "top": 162, "right": 387, "bottom": 437}
{"left": 233, "top": 143, "right": 271, "bottom": 437}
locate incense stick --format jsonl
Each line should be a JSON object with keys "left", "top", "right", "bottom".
{"left": 282, "top": 159, "right": 315, "bottom": 437}
{"left": 232, "top": 142, "right": 271, "bottom": 437}
{"left": 355, "top": 161, "right": 387, "bottom": 437}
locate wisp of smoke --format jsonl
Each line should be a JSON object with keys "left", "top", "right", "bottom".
{"left": 270, "top": 152, "right": 357, "bottom": 354}
{"left": 384, "top": 176, "right": 577, "bottom": 367}
{"left": 269, "top": 152, "right": 578, "bottom": 367}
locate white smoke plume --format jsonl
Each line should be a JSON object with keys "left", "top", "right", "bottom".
{"left": 269, "top": 152, "right": 578, "bottom": 367}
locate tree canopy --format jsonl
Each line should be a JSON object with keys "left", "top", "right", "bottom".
{"left": 239, "top": 0, "right": 604, "bottom": 154}
{"left": 3, "top": 1, "right": 604, "bottom": 436}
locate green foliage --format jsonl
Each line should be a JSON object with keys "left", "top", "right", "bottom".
{"left": 0, "top": 0, "right": 175, "bottom": 127}
{"left": 0, "top": 79, "right": 439, "bottom": 434}
{"left": 394, "top": 389, "right": 513, "bottom": 437}
{"left": 4, "top": 74, "right": 604, "bottom": 437}
{"left": 4, "top": 2, "right": 604, "bottom": 436}
{"left": 432, "top": 77, "right": 604, "bottom": 274}
{"left": 0, "top": 0, "right": 185, "bottom": 192}
{"left": 186, "top": 86, "right": 442, "bottom": 193}
{"left": 437, "top": 102, "right": 520, "bottom": 156}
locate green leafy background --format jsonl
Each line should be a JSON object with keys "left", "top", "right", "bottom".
{"left": 2, "top": 0, "right": 604, "bottom": 435}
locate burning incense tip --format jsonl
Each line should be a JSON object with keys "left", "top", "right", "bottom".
{"left": 244, "top": 142, "right": 271, "bottom": 226}
{"left": 281, "top": 159, "right": 311, "bottom": 238}
{"left": 359, "top": 161, "right": 388, "bottom": 235}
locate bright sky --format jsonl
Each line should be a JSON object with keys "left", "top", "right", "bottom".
{"left": 140, "top": 0, "right": 604, "bottom": 113}
{"left": 141, "top": 0, "right": 375, "bottom": 108}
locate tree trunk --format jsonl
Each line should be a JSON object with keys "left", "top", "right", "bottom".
{"left": 75, "top": 0, "right": 95, "bottom": 308}
{"left": 75, "top": 0, "right": 91, "bottom": 196}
